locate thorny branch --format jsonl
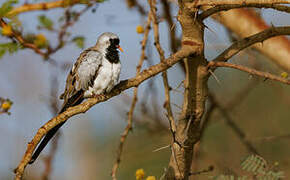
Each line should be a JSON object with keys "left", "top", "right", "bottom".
{"left": 211, "top": 26, "right": 290, "bottom": 63}
{"left": 200, "top": 4, "right": 290, "bottom": 20}
{"left": 149, "top": 0, "right": 176, "bottom": 135}
{"left": 161, "top": 0, "right": 178, "bottom": 53}
{"left": 111, "top": 12, "right": 152, "bottom": 180}
{"left": 186, "top": 0, "right": 290, "bottom": 8}
{"left": 208, "top": 61, "right": 290, "bottom": 85}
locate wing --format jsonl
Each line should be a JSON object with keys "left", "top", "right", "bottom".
{"left": 60, "top": 48, "right": 102, "bottom": 110}
{"left": 30, "top": 48, "right": 103, "bottom": 164}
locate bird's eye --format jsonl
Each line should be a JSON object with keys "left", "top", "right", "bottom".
{"left": 110, "top": 38, "right": 119, "bottom": 45}
{"left": 114, "top": 38, "right": 120, "bottom": 45}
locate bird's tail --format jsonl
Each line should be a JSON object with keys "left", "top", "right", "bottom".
{"left": 29, "top": 91, "right": 84, "bottom": 164}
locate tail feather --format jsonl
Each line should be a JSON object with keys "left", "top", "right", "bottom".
{"left": 29, "top": 90, "right": 84, "bottom": 164}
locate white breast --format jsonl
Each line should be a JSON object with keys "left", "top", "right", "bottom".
{"left": 83, "top": 57, "right": 121, "bottom": 98}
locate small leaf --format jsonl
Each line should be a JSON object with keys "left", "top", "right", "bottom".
{"left": 280, "top": 72, "right": 288, "bottom": 78}
{"left": 1, "top": 24, "right": 13, "bottom": 36}
{"left": 72, "top": 36, "right": 85, "bottom": 49}
{"left": 38, "top": 15, "right": 54, "bottom": 30}
{"left": 0, "top": 42, "right": 19, "bottom": 58}
{"left": 136, "top": 25, "right": 144, "bottom": 34}
{"left": 241, "top": 154, "right": 267, "bottom": 174}
{"left": 0, "top": 49, "right": 6, "bottom": 59}
{"left": 0, "top": 0, "right": 18, "bottom": 18}
{"left": 33, "top": 34, "right": 48, "bottom": 48}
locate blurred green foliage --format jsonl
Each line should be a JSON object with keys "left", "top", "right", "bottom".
{"left": 0, "top": 42, "right": 20, "bottom": 58}
{"left": 38, "top": 15, "right": 54, "bottom": 30}
{"left": 0, "top": 0, "right": 18, "bottom": 18}
{"left": 72, "top": 36, "right": 85, "bottom": 49}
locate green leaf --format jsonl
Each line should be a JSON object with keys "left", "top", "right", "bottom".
{"left": 0, "top": 42, "right": 19, "bottom": 58}
{"left": 38, "top": 15, "right": 54, "bottom": 30}
{"left": 241, "top": 154, "right": 267, "bottom": 174}
{"left": 0, "top": 0, "right": 18, "bottom": 18}
{"left": 0, "top": 49, "right": 6, "bottom": 59}
{"left": 72, "top": 36, "right": 85, "bottom": 49}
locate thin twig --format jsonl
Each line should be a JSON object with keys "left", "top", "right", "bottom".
{"left": 161, "top": 0, "right": 178, "bottom": 52}
{"left": 153, "top": 144, "right": 171, "bottom": 152}
{"left": 1, "top": 4, "right": 92, "bottom": 60}
{"left": 251, "top": 134, "right": 290, "bottom": 142}
{"left": 41, "top": 73, "right": 60, "bottom": 180}
{"left": 149, "top": 0, "right": 176, "bottom": 135}
{"left": 208, "top": 61, "right": 290, "bottom": 85}
{"left": 111, "top": 12, "right": 152, "bottom": 180}
{"left": 0, "top": 18, "right": 46, "bottom": 56}
{"left": 189, "top": 165, "right": 214, "bottom": 176}
{"left": 7, "top": 0, "right": 98, "bottom": 16}
{"left": 46, "top": 5, "right": 91, "bottom": 56}
{"left": 200, "top": 4, "right": 290, "bottom": 20}
{"left": 209, "top": 93, "right": 259, "bottom": 155}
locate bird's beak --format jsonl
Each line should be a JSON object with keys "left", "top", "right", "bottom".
{"left": 117, "top": 45, "right": 124, "bottom": 53}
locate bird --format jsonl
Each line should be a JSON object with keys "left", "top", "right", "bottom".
{"left": 29, "top": 32, "right": 123, "bottom": 164}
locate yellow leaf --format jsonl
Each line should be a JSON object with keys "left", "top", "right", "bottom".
{"left": 136, "top": 25, "right": 144, "bottom": 34}
{"left": 1, "top": 100, "right": 12, "bottom": 110}
{"left": 34, "top": 34, "right": 47, "bottom": 48}
{"left": 146, "top": 176, "right": 156, "bottom": 180}
{"left": 1, "top": 25, "right": 13, "bottom": 36}
{"left": 136, "top": 168, "right": 145, "bottom": 180}
{"left": 281, "top": 72, "right": 288, "bottom": 78}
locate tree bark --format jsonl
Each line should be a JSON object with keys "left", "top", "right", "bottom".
{"left": 164, "top": 1, "right": 208, "bottom": 179}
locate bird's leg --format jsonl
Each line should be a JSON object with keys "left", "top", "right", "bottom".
{"left": 92, "top": 93, "right": 105, "bottom": 99}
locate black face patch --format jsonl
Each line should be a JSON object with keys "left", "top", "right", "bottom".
{"left": 110, "top": 38, "right": 120, "bottom": 46}
{"left": 106, "top": 38, "right": 120, "bottom": 64}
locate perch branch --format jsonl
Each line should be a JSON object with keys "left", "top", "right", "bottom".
{"left": 15, "top": 47, "right": 192, "bottom": 180}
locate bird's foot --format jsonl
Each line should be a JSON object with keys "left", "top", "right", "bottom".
{"left": 92, "top": 93, "right": 105, "bottom": 99}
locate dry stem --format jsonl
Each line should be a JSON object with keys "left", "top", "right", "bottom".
{"left": 111, "top": 12, "right": 152, "bottom": 180}
{"left": 208, "top": 61, "right": 290, "bottom": 85}
{"left": 149, "top": 0, "right": 176, "bottom": 134}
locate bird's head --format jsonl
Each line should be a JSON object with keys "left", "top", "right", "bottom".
{"left": 96, "top": 32, "right": 123, "bottom": 55}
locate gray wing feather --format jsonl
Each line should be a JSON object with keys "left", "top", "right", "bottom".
{"left": 76, "top": 50, "right": 102, "bottom": 91}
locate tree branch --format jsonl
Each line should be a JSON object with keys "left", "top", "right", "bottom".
{"left": 200, "top": 4, "right": 290, "bottom": 20}
{"left": 208, "top": 93, "right": 259, "bottom": 154}
{"left": 186, "top": 0, "right": 290, "bottom": 8}
{"left": 208, "top": 61, "right": 290, "bottom": 85}
{"left": 7, "top": 0, "right": 99, "bottom": 16}
{"left": 149, "top": 0, "right": 176, "bottom": 135}
{"left": 14, "top": 47, "right": 193, "bottom": 180}
{"left": 0, "top": 18, "right": 46, "bottom": 56}
{"left": 211, "top": 26, "right": 290, "bottom": 63}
